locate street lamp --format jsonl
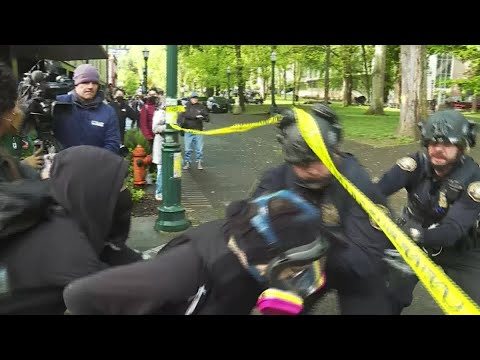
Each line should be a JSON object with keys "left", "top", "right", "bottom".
{"left": 155, "top": 45, "right": 190, "bottom": 232}
{"left": 226, "top": 66, "right": 232, "bottom": 112}
{"left": 270, "top": 50, "right": 277, "bottom": 114}
{"left": 142, "top": 48, "right": 150, "bottom": 94}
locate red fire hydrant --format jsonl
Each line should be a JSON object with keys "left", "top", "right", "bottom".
{"left": 132, "top": 145, "right": 152, "bottom": 186}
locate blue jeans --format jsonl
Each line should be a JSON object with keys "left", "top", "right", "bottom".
{"left": 184, "top": 133, "right": 204, "bottom": 164}
{"left": 156, "top": 165, "right": 162, "bottom": 196}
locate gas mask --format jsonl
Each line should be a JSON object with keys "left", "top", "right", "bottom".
{"left": 246, "top": 190, "right": 329, "bottom": 315}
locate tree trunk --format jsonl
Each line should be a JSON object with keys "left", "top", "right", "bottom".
{"left": 292, "top": 62, "right": 296, "bottom": 105}
{"left": 324, "top": 45, "right": 331, "bottom": 103}
{"left": 398, "top": 45, "right": 427, "bottom": 139}
{"left": 472, "top": 94, "right": 478, "bottom": 112}
{"left": 367, "top": 45, "right": 387, "bottom": 115}
{"left": 283, "top": 69, "right": 287, "bottom": 100}
{"left": 235, "top": 45, "right": 246, "bottom": 112}
{"left": 343, "top": 75, "right": 353, "bottom": 106}
{"left": 340, "top": 45, "right": 356, "bottom": 106}
{"left": 361, "top": 45, "right": 371, "bottom": 102}
{"left": 206, "top": 87, "right": 214, "bottom": 97}
{"left": 262, "top": 76, "right": 268, "bottom": 100}
{"left": 294, "top": 61, "right": 302, "bottom": 104}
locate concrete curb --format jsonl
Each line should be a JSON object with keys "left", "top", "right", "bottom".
{"left": 128, "top": 170, "right": 221, "bottom": 253}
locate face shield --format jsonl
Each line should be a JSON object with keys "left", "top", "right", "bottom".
{"left": 245, "top": 190, "right": 329, "bottom": 315}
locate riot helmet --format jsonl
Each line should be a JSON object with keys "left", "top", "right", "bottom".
{"left": 276, "top": 103, "right": 342, "bottom": 165}
{"left": 419, "top": 110, "right": 477, "bottom": 150}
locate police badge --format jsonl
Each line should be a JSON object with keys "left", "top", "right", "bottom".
{"left": 396, "top": 157, "right": 417, "bottom": 172}
{"left": 468, "top": 182, "right": 480, "bottom": 203}
{"left": 321, "top": 203, "right": 340, "bottom": 226}
{"left": 438, "top": 191, "right": 448, "bottom": 209}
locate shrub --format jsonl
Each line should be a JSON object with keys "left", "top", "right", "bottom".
{"left": 124, "top": 128, "right": 152, "bottom": 154}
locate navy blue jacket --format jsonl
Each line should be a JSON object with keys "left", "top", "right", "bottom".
{"left": 53, "top": 92, "right": 120, "bottom": 154}
{"left": 253, "top": 154, "right": 391, "bottom": 278}
{"left": 378, "top": 151, "right": 480, "bottom": 261}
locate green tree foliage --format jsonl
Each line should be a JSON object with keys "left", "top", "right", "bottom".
{"left": 179, "top": 45, "right": 236, "bottom": 94}
{"left": 117, "top": 46, "right": 166, "bottom": 95}
{"left": 385, "top": 45, "right": 400, "bottom": 100}
{"left": 121, "top": 59, "right": 141, "bottom": 95}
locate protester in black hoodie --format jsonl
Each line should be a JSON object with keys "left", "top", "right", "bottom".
{"left": 0, "top": 145, "right": 142, "bottom": 314}
{"left": 63, "top": 189, "right": 330, "bottom": 315}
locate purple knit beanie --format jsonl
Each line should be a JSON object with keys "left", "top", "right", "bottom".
{"left": 73, "top": 64, "right": 100, "bottom": 85}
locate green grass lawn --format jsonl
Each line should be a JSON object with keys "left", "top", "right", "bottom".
{"left": 242, "top": 99, "right": 480, "bottom": 148}
{"left": 463, "top": 111, "right": 480, "bottom": 121}
{"left": 327, "top": 102, "right": 415, "bottom": 147}
{"left": 245, "top": 100, "right": 412, "bottom": 147}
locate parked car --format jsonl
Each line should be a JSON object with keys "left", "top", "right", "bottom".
{"left": 449, "top": 101, "right": 473, "bottom": 110}
{"left": 245, "top": 92, "right": 264, "bottom": 104}
{"left": 178, "top": 97, "right": 189, "bottom": 106}
{"left": 177, "top": 96, "right": 209, "bottom": 107}
{"left": 206, "top": 96, "right": 231, "bottom": 113}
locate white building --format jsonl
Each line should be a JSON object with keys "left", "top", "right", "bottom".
{"left": 427, "top": 54, "right": 469, "bottom": 104}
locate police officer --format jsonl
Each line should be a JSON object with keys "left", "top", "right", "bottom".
{"left": 252, "top": 104, "right": 393, "bottom": 315}
{"left": 378, "top": 110, "right": 480, "bottom": 314}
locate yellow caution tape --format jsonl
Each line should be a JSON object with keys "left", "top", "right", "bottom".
{"left": 170, "top": 115, "right": 282, "bottom": 135}
{"left": 166, "top": 106, "right": 186, "bottom": 113}
{"left": 293, "top": 107, "right": 480, "bottom": 315}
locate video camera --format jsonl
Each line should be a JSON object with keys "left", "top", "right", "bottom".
{"left": 17, "top": 61, "right": 74, "bottom": 154}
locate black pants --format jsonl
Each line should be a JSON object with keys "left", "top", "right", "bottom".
{"left": 64, "top": 241, "right": 207, "bottom": 315}
{"left": 118, "top": 118, "right": 126, "bottom": 144}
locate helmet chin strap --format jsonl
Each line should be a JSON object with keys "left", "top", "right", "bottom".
{"left": 295, "top": 177, "right": 332, "bottom": 190}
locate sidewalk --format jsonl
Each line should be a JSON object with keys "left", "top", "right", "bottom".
{"left": 127, "top": 170, "right": 222, "bottom": 254}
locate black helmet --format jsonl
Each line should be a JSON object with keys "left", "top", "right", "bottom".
{"left": 419, "top": 110, "right": 477, "bottom": 149}
{"left": 276, "top": 104, "right": 342, "bottom": 164}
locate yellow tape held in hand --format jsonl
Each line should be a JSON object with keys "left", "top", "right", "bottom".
{"left": 170, "top": 115, "right": 282, "bottom": 135}
{"left": 293, "top": 107, "right": 480, "bottom": 315}
{"left": 166, "top": 106, "right": 186, "bottom": 113}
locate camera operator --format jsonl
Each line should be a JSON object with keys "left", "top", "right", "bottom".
{"left": 0, "top": 60, "right": 52, "bottom": 255}
{"left": 0, "top": 62, "right": 41, "bottom": 180}
{"left": 52, "top": 64, "right": 121, "bottom": 154}
{"left": 0, "top": 63, "right": 141, "bottom": 314}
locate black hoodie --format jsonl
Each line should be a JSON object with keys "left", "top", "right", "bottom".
{"left": 0, "top": 145, "right": 128, "bottom": 293}
{"left": 49, "top": 145, "right": 129, "bottom": 253}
